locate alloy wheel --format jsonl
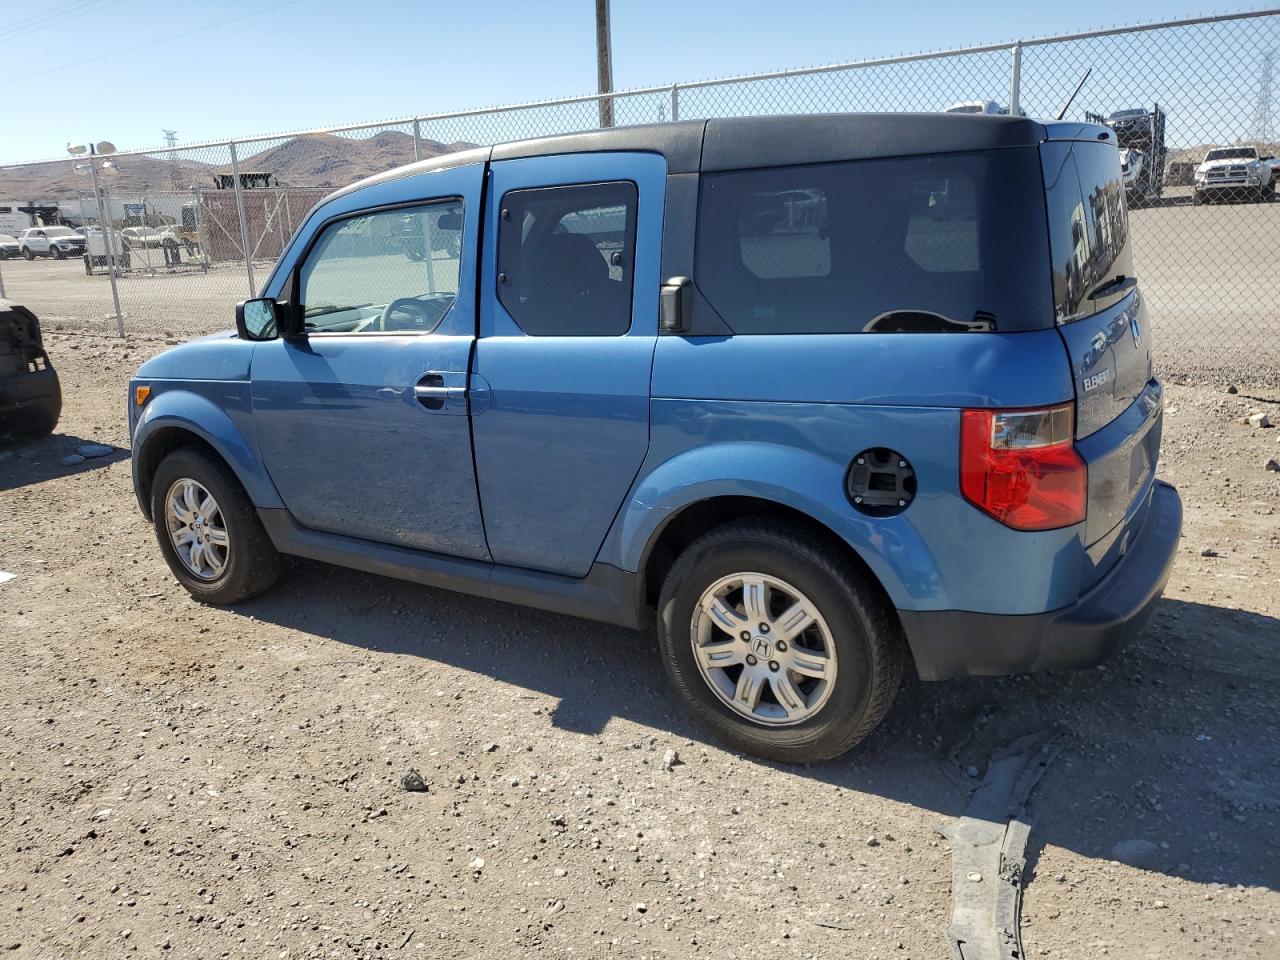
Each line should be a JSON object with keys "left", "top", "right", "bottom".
{"left": 164, "top": 478, "right": 230, "bottom": 581}
{"left": 690, "top": 572, "right": 838, "bottom": 726}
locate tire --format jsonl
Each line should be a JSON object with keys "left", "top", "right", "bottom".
{"left": 22, "top": 247, "right": 33, "bottom": 260}
{"left": 51, "top": 246, "right": 63, "bottom": 260}
{"left": 656, "top": 519, "right": 904, "bottom": 763}
{"left": 150, "top": 447, "right": 282, "bottom": 604}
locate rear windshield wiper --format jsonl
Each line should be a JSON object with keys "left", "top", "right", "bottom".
{"left": 1087, "top": 274, "right": 1137, "bottom": 301}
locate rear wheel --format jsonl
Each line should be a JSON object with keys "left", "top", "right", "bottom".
{"left": 150, "top": 447, "right": 281, "bottom": 604}
{"left": 656, "top": 519, "right": 904, "bottom": 763}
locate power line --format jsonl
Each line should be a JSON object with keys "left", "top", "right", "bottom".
{"left": 24, "top": 0, "right": 306, "bottom": 80}
{"left": 0, "top": 0, "right": 126, "bottom": 42}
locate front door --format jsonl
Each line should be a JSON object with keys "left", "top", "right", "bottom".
{"left": 471, "top": 152, "right": 667, "bottom": 577}
{"left": 252, "top": 166, "right": 489, "bottom": 561}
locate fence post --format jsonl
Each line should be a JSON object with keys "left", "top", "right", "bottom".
{"left": 670, "top": 83, "right": 680, "bottom": 122}
{"left": 1009, "top": 40, "right": 1023, "bottom": 116}
{"left": 413, "top": 119, "right": 422, "bottom": 162}
{"left": 88, "top": 156, "right": 125, "bottom": 338}
{"left": 228, "top": 141, "right": 257, "bottom": 296}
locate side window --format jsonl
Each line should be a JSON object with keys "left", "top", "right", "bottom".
{"left": 1074, "top": 141, "right": 1134, "bottom": 312}
{"left": 497, "top": 181, "right": 637, "bottom": 336}
{"left": 1041, "top": 142, "right": 1091, "bottom": 322}
{"left": 1041, "top": 141, "right": 1134, "bottom": 322}
{"left": 695, "top": 151, "right": 1052, "bottom": 334}
{"left": 298, "top": 200, "right": 463, "bottom": 334}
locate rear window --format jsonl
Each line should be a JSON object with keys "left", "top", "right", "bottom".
{"left": 1041, "top": 140, "right": 1133, "bottom": 322}
{"left": 695, "top": 149, "right": 1052, "bottom": 334}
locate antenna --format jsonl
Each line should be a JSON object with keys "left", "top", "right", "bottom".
{"left": 162, "top": 129, "right": 181, "bottom": 191}
{"left": 1256, "top": 50, "right": 1275, "bottom": 143}
{"left": 1056, "top": 69, "right": 1092, "bottom": 121}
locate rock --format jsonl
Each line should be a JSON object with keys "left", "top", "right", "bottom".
{"left": 481, "top": 742, "right": 497, "bottom": 753}
{"left": 77, "top": 443, "right": 114, "bottom": 459}
{"left": 661, "top": 748, "right": 682, "bottom": 771}
{"left": 1265, "top": 459, "right": 1280, "bottom": 472}
{"left": 61, "top": 454, "right": 86, "bottom": 466}
{"left": 1247, "top": 412, "right": 1271, "bottom": 428}
{"left": 1226, "top": 385, "right": 1238, "bottom": 394}
{"left": 1200, "top": 548, "right": 1219, "bottom": 558}
{"left": 1111, "top": 838, "right": 1165, "bottom": 869}
{"left": 866, "top": 835, "right": 880, "bottom": 847}
{"left": 400, "top": 769, "right": 428, "bottom": 792}
{"left": 966, "top": 765, "right": 979, "bottom": 778}
{"left": 469, "top": 857, "right": 484, "bottom": 871}
{"left": 634, "top": 902, "right": 648, "bottom": 914}
{"left": 546, "top": 899, "right": 565, "bottom": 916}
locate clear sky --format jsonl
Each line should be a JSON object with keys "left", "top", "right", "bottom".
{"left": 0, "top": 0, "right": 1272, "bottom": 164}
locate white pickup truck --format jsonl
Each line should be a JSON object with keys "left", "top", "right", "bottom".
{"left": 1193, "top": 146, "right": 1275, "bottom": 204}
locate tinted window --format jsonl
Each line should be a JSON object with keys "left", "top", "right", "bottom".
{"left": 299, "top": 200, "right": 463, "bottom": 334}
{"left": 1042, "top": 141, "right": 1133, "bottom": 322}
{"left": 497, "top": 182, "right": 637, "bottom": 336}
{"left": 695, "top": 150, "right": 1052, "bottom": 334}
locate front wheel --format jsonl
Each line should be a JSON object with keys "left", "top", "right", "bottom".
{"left": 150, "top": 447, "right": 282, "bottom": 604}
{"left": 22, "top": 247, "right": 33, "bottom": 260}
{"left": 657, "top": 520, "right": 904, "bottom": 763}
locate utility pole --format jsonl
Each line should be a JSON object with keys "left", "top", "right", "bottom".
{"left": 595, "top": 0, "right": 614, "bottom": 128}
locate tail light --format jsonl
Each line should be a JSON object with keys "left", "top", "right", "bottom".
{"left": 960, "top": 403, "right": 1086, "bottom": 531}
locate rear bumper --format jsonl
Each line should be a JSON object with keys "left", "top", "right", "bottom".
{"left": 900, "top": 480, "right": 1182, "bottom": 681}
{"left": 0, "top": 367, "right": 62, "bottom": 433}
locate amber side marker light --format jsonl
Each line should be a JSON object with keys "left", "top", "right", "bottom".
{"left": 134, "top": 385, "right": 151, "bottom": 407}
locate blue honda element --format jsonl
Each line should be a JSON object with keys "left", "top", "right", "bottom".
{"left": 129, "top": 114, "right": 1182, "bottom": 762}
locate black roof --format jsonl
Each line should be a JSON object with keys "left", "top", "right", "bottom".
{"left": 333, "top": 113, "right": 1112, "bottom": 199}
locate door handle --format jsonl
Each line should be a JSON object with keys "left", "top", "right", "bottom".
{"left": 415, "top": 372, "right": 467, "bottom": 414}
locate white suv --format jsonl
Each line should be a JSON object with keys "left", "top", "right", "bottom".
{"left": 19, "top": 226, "right": 87, "bottom": 260}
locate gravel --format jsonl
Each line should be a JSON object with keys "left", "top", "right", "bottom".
{"left": 0, "top": 335, "right": 1276, "bottom": 958}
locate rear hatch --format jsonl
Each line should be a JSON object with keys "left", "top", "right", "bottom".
{"left": 1040, "top": 138, "right": 1162, "bottom": 577}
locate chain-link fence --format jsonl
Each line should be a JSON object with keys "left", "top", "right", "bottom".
{"left": 0, "top": 9, "right": 1277, "bottom": 382}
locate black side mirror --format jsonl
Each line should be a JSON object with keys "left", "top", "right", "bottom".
{"left": 659, "top": 276, "right": 692, "bottom": 333}
{"left": 236, "top": 297, "right": 279, "bottom": 341}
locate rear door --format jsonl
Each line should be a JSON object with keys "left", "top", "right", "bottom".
{"left": 1041, "top": 138, "right": 1161, "bottom": 556}
{"left": 471, "top": 152, "right": 666, "bottom": 577}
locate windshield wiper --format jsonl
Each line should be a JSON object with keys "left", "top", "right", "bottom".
{"left": 1087, "top": 274, "right": 1136, "bottom": 301}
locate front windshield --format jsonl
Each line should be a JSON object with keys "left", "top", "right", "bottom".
{"left": 1110, "top": 109, "right": 1146, "bottom": 119}
{"left": 299, "top": 200, "right": 464, "bottom": 333}
{"left": 1205, "top": 148, "right": 1255, "bottom": 161}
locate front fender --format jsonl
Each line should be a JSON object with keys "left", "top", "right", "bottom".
{"left": 599, "top": 441, "right": 943, "bottom": 610}
{"left": 131, "top": 385, "right": 282, "bottom": 516}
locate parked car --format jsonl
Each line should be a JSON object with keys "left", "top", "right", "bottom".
{"left": 18, "top": 226, "right": 86, "bottom": 260}
{"left": 1, "top": 299, "right": 61, "bottom": 438}
{"left": 128, "top": 114, "right": 1181, "bottom": 763}
{"left": 1105, "top": 107, "right": 1155, "bottom": 141}
{"left": 1193, "top": 145, "right": 1274, "bottom": 203}
{"left": 120, "top": 225, "right": 179, "bottom": 250}
{"left": 0, "top": 234, "right": 20, "bottom": 259}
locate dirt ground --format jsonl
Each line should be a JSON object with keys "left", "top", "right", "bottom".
{"left": 1, "top": 334, "right": 1277, "bottom": 959}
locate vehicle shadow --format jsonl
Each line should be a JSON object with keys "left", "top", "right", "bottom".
{"left": 0, "top": 433, "right": 129, "bottom": 491}
{"left": 241, "top": 562, "right": 1279, "bottom": 892}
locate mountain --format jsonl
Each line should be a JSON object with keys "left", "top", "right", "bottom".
{"left": 1, "top": 131, "right": 479, "bottom": 201}
{"left": 0, "top": 154, "right": 213, "bottom": 201}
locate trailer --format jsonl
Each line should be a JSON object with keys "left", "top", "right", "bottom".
{"left": 1086, "top": 105, "right": 1168, "bottom": 206}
